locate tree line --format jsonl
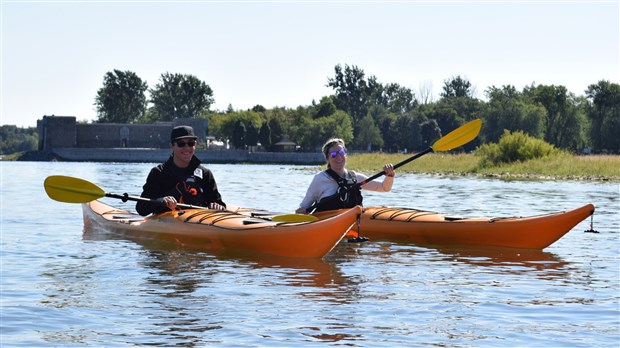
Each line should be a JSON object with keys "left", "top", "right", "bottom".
{"left": 94, "top": 65, "right": 619, "bottom": 154}
{"left": 0, "top": 125, "right": 38, "bottom": 155}
{"left": 2, "top": 64, "right": 618, "bottom": 155}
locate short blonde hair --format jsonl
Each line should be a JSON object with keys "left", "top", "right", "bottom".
{"left": 322, "top": 138, "right": 346, "bottom": 159}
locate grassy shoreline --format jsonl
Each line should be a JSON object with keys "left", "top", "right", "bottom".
{"left": 4, "top": 150, "right": 619, "bottom": 182}
{"left": 340, "top": 153, "right": 620, "bottom": 182}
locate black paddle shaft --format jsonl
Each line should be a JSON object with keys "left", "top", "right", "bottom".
{"left": 105, "top": 192, "right": 206, "bottom": 210}
{"left": 357, "top": 147, "right": 432, "bottom": 187}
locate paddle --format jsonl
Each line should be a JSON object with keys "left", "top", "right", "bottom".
{"left": 44, "top": 175, "right": 318, "bottom": 223}
{"left": 308, "top": 118, "right": 482, "bottom": 215}
{"left": 358, "top": 118, "right": 482, "bottom": 186}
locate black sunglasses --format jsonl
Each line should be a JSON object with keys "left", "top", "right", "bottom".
{"left": 329, "top": 149, "right": 346, "bottom": 158}
{"left": 175, "top": 140, "right": 196, "bottom": 147}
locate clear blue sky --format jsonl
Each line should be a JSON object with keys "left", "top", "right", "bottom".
{"left": 1, "top": 1, "right": 618, "bottom": 128}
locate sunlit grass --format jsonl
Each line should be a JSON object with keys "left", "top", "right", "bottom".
{"left": 345, "top": 152, "right": 476, "bottom": 174}
{"left": 478, "top": 154, "right": 620, "bottom": 178}
{"left": 0, "top": 152, "right": 24, "bottom": 161}
{"left": 339, "top": 152, "right": 620, "bottom": 181}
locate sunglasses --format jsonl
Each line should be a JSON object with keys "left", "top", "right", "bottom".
{"left": 329, "top": 149, "right": 347, "bottom": 158}
{"left": 175, "top": 140, "right": 196, "bottom": 147}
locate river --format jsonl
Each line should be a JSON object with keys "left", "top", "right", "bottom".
{"left": 1, "top": 161, "right": 618, "bottom": 347}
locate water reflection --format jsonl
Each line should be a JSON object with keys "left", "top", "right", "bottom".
{"left": 141, "top": 249, "right": 217, "bottom": 296}
{"left": 39, "top": 257, "right": 99, "bottom": 309}
{"left": 139, "top": 248, "right": 352, "bottom": 295}
{"left": 334, "top": 241, "right": 571, "bottom": 278}
{"left": 83, "top": 225, "right": 355, "bottom": 299}
{"left": 434, "top": 246, "right": 567, "bottom": 268}
{"left": 77, "top": 225, "right": 362, "bottom": 345}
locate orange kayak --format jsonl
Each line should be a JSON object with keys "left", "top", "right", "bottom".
{"left": 335, "top": 203, "right": 595, "bottom": 249}
{"left": 82, "top": 200, "right": 361, "bottom": 258}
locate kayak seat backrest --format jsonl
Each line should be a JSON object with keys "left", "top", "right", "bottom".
{"left": 181, "top": 210, "right": 247, "bottom": 225}
{"left": 369, "top": 207, "right": 437, "bottom": 222}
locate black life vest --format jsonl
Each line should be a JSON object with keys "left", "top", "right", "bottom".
{"left": 311, "top": 169, "right": 363, "bottom": 213}
{"left": 172, "top": 167, "right": 206, "bottom": 206}
{"left": 175, "top": 176, "right": 204, "bottom": 205}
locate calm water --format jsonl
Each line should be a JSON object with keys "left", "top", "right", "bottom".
{"left": 1, "top": 161, "right": 619, "bottom": 347}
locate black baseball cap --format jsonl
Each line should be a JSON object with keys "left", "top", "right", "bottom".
{"left": 170, "top": 126, "right": 198, "bottom": 142}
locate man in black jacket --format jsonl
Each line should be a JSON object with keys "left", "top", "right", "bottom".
{"left": 136, "top": 125, "right": 226, "bottom": 216}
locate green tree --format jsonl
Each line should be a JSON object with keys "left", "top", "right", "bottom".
{"left": 287, "top": 106, "right": 328, "bottom": 151}
{"left": 327, "top": 64, "right": 417, "bottom": 148}
{"left": 356, "top": 114, "right": 384, "bottom": 151}
{"left": 251, "top": 104, "right": 267, "bottom": 113}
{"left": 392, "top": 113, "right": 422, "bottom": 152}
{"left": 586, "top": 80, "right": 620, "bottom": 153}
{"left": 383, "top": 82, "right": 417, "bottom": 114}
{"left": 245, "top": 122, "right": 259, "bottom": 148}
{"left": 0, "top": 125, "right": 38, "bottom": 154}
{"left": 313, "top": 96, "right": 337, "bottom": 118}
{"left": 204, "top": 111, "right": 227, "bottom": 140}
{"left": 428, "top": 104, "right": 461, "bottom": 139}
{"left": 327, "top": 64, "right": 369, "bottom": 129}
{"left": 524, "top": 84, "right": 587, "bottom": 151}
{"left": 206, "top": 110, "right": 263, "bottom": 146}
{"left": 299, "top": 110, "right": 354, "bottom": 151}
{"left": 427, "top": 100, "right": 481, "bottom": 152}
{"left": 420, "top": 119, "right": 441, "bottom": 148}
{"left": 258, "top": 122, "right": 271, "bottom": 149}
{"left": 268, "top": 119, "right": 284, "bottom": 151}
{"left": 231, "top": 120, "right": 246, "bottom": 149}
{"left": 371, "top": 106, "right": 398, "bottom": 152}
{"left": 149, "top": 72, "right": 214, "bottom": 121}
{"left": 441, "top": 75, "right": 474, "bottom": 98}
{"left": 265, "top": 108, "right": 288, "bottom": 150}
{"left": 329, "top": 110, "right": 354, "bottom": 146}
{"left": 431, "top": 76, "right": 483, "bottom": 151}
{"left": 95, "top": 69, "right": 147, "bottom": 123}
{"left": 482, "top": 85, "right": 545, "bottom": 143}
{"left": 365, "top": 105, "right": 396, "bottom": 151}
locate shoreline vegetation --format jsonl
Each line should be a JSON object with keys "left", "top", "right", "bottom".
{"left": 329, "top": 153, "right": 620, "bottom": 182}
{"left": 3, "top": 151, "right": 619, "bottom": 182}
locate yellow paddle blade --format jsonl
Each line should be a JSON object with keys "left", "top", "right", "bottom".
{"left": 432, "top": 118, "right": 482, "bottom": 152}
{"left": 271, "top": 214, "right": 319, "bottom": 223}
{"left": 44, "top": 175, "right": 106, "bottom": 203}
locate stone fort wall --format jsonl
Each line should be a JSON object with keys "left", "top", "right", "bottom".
{"left": 38, "top": 115, "right": 206, "bottom": 150}
{"left": 34, "top": 115, "right": 325, "bottom": 164}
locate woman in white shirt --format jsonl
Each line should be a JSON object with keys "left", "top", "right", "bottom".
{"left": 296, "top": 138, "right": 395, "bottom": 214}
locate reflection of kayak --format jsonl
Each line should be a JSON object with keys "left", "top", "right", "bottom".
{"left": 84, "top": 228, "right": 348, "bottom": 290}
{"left": 334, "top": 203, "right": 595, "bottom": 249}
{"left": 82, "top": 200, "right": 361, "bottom": 258}
{"left": 432, "top": 246, "right": 568, "bottom": 272}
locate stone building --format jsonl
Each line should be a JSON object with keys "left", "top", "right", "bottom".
{"left": 34, "top": 115, "right": 324, "bottom": 164}
{"left": 38, "top": 115, "right": 207, "bottom": 151}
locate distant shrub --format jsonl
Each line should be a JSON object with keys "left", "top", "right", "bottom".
{"left": 0, "top": 125, "right": 38, "bottom": 155}
{"left": 476, "top": 130, "right": 563, "bottom": 167}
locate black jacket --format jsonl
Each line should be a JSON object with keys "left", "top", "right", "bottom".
{"left": 136, "top": 155, "right": 225, "bottom": 216}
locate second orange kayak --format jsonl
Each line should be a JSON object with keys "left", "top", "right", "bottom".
{"left": 330, "top": 203, "right": 595, "bottom": 249}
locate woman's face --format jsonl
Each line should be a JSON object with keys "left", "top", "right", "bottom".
{"left": 326, "top": 143, "right": 347, "bottom": 171}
